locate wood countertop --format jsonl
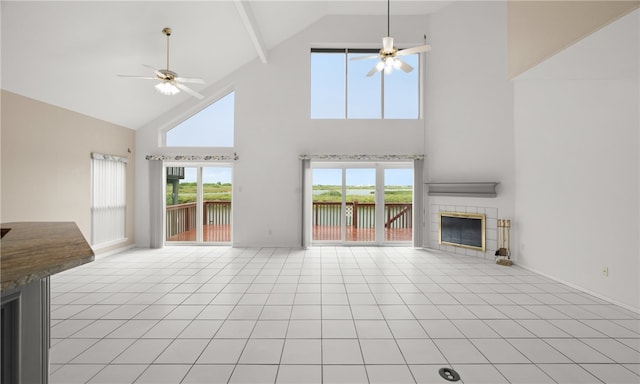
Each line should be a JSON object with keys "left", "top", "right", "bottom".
{"left": 1, "top": 222, "right": 94, "bottom": 292}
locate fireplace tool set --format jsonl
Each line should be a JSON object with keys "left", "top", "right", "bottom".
{"left": 495, "top": 219, "right": 512, "bottom": 266}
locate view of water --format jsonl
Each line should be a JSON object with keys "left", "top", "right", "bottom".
{"left": 313, "top": 188, "right": 411, "bottom": 195}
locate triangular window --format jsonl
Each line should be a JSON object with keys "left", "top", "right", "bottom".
{"left": 165, "top": 92, "right": 234, "bottom": 147}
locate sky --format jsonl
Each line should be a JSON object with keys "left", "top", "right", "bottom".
{"left": 311, "top": 51, "right": 419, "bottom": 119}
{"left": 166, "top": 92, "right": 234, "bottom": 147}
{"left": 313, "top": 168, "right": 413, "bottom": 186}
{"left": 182, "top": 167, "right": 232, "bottom": 184}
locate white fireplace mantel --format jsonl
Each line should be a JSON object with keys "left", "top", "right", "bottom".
{"left": 426, "top": 182, "right": 499, "bottom": 198}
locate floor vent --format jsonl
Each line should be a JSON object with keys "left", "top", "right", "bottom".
{"left": 439, "top": 367, "right": 461, "bottom": 382}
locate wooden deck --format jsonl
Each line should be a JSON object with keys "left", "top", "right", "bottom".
{"left": 166, "top": 224, "right": 231, "bottom": 242}
{"left": 167, "top": 224, "right": 411, "bottom": 243}
{"left": 313, "top": 225, "right": 412, "bottom": 242}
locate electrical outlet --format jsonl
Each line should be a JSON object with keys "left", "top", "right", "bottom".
{"left": 602, "top": 267, "right": 609, "bottom": 277}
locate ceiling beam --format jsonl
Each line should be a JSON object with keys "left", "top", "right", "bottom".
{"left": 234, "top": 0, "right": 268, "bottom": 64}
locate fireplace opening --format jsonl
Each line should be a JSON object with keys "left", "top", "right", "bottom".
{"left": 439, "top": 211, "right": 485, "bottom": 251}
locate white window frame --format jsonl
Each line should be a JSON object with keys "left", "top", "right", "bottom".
{"left": 309, "top": 161, "right": 414, "bottom": 245}
{"left": 163, "top": 162, "right": 234, "bottom": 245}
{"left": 310, "top": 48, "right": 421, "bottom": 119}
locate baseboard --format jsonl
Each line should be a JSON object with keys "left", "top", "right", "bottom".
{"left": 93, "top": 244, "right": 136, "bottom": 259}
{"left": 516, "top": 263, "right": 640, "bottom": 315}
{"left": 421, "top": 247, "right": 640, "bottom": 314}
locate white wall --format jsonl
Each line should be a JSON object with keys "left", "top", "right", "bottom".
{"left": 1, "top": 91, "right": 136, "bottom": 254}
{"left": 424, "top": 1, "right": 515, "bottom": 255}
{"left": 136, "top": 15, "right": 429, "bottom": 248}
{"left": 514, "top": 10, "right": 639, "bottom": 311}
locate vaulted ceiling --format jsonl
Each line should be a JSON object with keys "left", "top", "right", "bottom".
{"left": 1, "top": 1, "right": 450, "bottom": 129}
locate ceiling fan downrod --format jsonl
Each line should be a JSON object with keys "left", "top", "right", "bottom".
{"left": 162, "top": 27, "right": 172, "bottom": 70}
{"left": 387, "top": 0, "right": 390, "bottom": 37}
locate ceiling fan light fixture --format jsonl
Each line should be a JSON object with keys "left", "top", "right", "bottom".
{"left": 155, "top": 81, "right": 180, "bottom": 96}
{"left": 384, "top": 56, "right": 396, "bottom": 68}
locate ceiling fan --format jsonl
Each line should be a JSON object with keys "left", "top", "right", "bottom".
{"left": 119, "top": 27, "right": 205, "bottom": 99}
{"left": 351, "top": 0, "right": 431, "bottom": 76}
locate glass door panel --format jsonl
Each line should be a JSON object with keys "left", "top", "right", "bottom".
{"left": 384, "top": 168, "right": 413, "bottom": 242}
{"left": 309, "top": 163, "right": 413, "bottom": 245}
{"left": 166, "top": 167, "right": 198, "bottom": 242}
{"left": 202, "top": 167, "right": 232, "bottom": 243}
{"left": 312, "top": 169, "right": 342, "bottom": 241}
{"left": 346, "top": 168, "right": 375, "bottom": 242}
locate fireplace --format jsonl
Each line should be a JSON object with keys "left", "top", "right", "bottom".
{"left": 439, "top": 211, "right": 486, "bottom": 252}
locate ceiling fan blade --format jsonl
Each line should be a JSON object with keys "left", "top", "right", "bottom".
{"left": 142, "top": 64, "right": 164, "bottom": 77}
{"left": 366, "top": 63, "right": 381, "bottom": 77}
{"left": 175, "top": 77, "right": 205, "bottom": 84}
{"left": 175, "top": 83, "right": 204, "bottom": 99}
{"left": 350, "top": 54, "right": 380, "bottom": 61}
{"left": 117, "top": 75, "right": 158, "bottom": 80}
{"left": 396, "top": 44, "right": 432, "bottom": 56}
{"left": 396, "top": 58, "right": 414, "bottom": 73}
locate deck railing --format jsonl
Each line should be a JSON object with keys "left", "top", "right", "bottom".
{"left": 166, "top": 201, "right": 231, "bottom": 239}
{"left": 312, "top": 202, "right": 412, "bottom": 229}
{"left": 166, "top": 201, "right": 412, "bottom": 240}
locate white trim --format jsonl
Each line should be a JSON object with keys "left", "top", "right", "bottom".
{"left": 300, "top": 154, "right": 424, "bottom": 161}
{"left": 91, "top": 237, "right": 128, "bottom": 251}
{"left": 515, "top": 264, "right": 640, "bottom": 314}
{"left": 234, "top": 0, "right": 268, "bottom": 64}
{"left": 163, "top": 242, "right": 232, "bottom": 247}
{"left": 93, "top": 243, "right": 136, "bottom": 260}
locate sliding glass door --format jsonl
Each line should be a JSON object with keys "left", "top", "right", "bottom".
{"left": 311, "top": 162, "right": 412, "bottom": 245}
{"left": 166, "top": 166, "right": 198, "bottom": 242}
{"left": 202, "top": 167, "right": 232, "bottom": 243}
{"left": 312, "top": 168, "right": 342, "bottom": 241}
{"left": 384, "top": 168, "right": 413, "bottom": 242}
{"left": 165, "top": 164, "right": 232, "bottom": 244}
{"left": 345, "top": 168, "right": 376, "bottom": 242}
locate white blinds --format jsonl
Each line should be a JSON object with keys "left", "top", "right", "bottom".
{"left": 91, "top": 153, "right": 127, "bottom": 246}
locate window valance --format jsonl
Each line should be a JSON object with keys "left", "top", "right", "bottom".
{"left": 298, "top": 154, "right": 424, "bottom": 161}
{"left": 145, "top": 153, "right": 238, "bottom": 161}
{"left": 92, "top": 152, "right": 128, "bottom": 163}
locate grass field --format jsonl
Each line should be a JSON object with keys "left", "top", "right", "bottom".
{"left": 167, "top": 182, "right": 231, "bottom": 205}
{"left": 167, "top": 183, "right": 412, "bottom": 204}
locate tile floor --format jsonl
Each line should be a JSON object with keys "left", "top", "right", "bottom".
{"left": 48, "top": 247, "right": 640, "bottom": 383}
